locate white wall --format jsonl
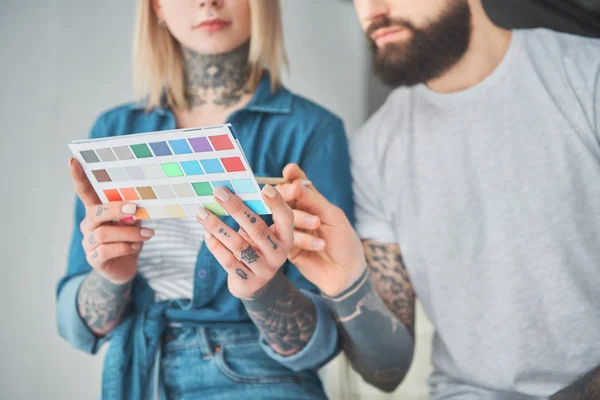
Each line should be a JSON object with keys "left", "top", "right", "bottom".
{"left": 0, "top": 1, "right": 372, "bottom": 399}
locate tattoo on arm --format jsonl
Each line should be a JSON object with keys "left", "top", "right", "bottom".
{"left": 550, "top": 365, "right": 600, "bottom": 400}
{"left": 243, "top": 272, "right": 317, "bottom": 356}
{"left": 364, "top": 240, "right": 416, "bottom": 336}
{"left": 323, "top": 266, "right": 414, "bottom": 392}
{"left": 77, "top": 270, "right": 132, "bottom": 336}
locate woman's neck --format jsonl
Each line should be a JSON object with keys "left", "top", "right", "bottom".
{"left": 182, "top": 40, "right": 252, "bottom": 110}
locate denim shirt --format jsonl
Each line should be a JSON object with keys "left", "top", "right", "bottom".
{"left": 56, "top": 75, "right": 355, "bottom": 399}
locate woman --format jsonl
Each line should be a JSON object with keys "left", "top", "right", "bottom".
{"left": 56, "top": 0, "right": 353, "bottom": 399}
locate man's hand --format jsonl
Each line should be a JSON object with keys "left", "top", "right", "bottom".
{"left": 278, "top": 164, "right": 367, "bottom": 296}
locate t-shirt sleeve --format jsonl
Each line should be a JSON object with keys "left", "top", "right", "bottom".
{"left": 350, "top": 129, "right": 396, "bottom": 243}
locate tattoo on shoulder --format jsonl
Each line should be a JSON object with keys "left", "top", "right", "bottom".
{"left": 363, "top": 241, "right": 416, "bottom": 336}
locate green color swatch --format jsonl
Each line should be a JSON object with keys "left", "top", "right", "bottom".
{"left": 130, "top": 144, "right": 153, "bottom": 158}
{"left": 192, "top": 182, "right": 213, "bottom": 196}
{"left": 161, "top": 162, "right": 184, "bottom": 177}
{"left": 204, "top": 203, "right": 226, "bottom": 216}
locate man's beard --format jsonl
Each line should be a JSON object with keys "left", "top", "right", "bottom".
{"left": 368, "top": 1, "right": 472, "bottom": 87}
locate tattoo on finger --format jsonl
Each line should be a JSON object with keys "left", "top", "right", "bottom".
{"left": 241, "top": 246, "right": 259, "bottom": 264}
{"left": 236, "top": 268, "right": 248, "bottom": 280}
{"left": 96, "top": 205, "right": 103, "bottom": 217}
{"left": 244, "top": 211, "right": 257, "bottom": 224}
{"left": 91, "top": 250, "right": 98, "bottom": 259}
{"left": 218, "top": 227, "right": 230, "bottom": 238}
{"left": 88, "top": 234, "right": 96, "bottom": 245}
{"left": 267, "top": 235, "right": 278, "bottom": 250}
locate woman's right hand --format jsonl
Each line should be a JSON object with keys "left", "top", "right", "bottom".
{"left": 69, "top": 158, "right": 154, "bottom": 285}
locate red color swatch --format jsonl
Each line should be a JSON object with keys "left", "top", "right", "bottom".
{"left": 221, "top": 157, "right": 245, "bottom": 172}
{"left": 103, "top": 189, "right": 123, "bottom": 202}
{"left": 209, "top": 135, "right": 234, "bottom": 151}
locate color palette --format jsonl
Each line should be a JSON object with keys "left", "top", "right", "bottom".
{"left": 69, "top": 124, "right": 269, "bottom": 220}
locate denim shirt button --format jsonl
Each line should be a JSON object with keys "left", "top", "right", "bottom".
{"left": 197, "top": 269, "right": 208, "bottom": 279}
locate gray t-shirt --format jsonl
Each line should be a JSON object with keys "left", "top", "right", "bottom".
{"left": 352, "top": 29, "right": 600, "bottom": 399}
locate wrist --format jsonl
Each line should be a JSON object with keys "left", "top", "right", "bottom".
{"left": 321, "top": 266, "right": 372, "bottom": 319}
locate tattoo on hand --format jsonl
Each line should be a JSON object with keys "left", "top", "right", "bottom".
{"left": 91, "top": 250, "right": 98, "bottom": 259}
{"left": 267, "top": 235, "right": 278, "bottom": 250}
{"left": 77, "top": 270, "right": 132, "bottom": 335}
{"left": 236, "top": 268, "right": 248, "bottom": 280}
{"left": 88, "top": 234, "right": 96, "bottom": 245}
{"left": 244, "top": 211, "right": 257, "bottom": 224}
{"left": 96, "top": 205, "right": 103, "bottom": 217}
{"left": 244, "top": 273, "right": 317, "bottom": 356}
{"left": 240, "top": 246, "right": 259, "bottom": 264}
{"left": 218, "top": 228, "right": 230, "bottom": 238}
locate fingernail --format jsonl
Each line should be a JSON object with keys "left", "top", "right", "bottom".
{"left": 213, "top": 187, "right": 230, "bottom": 202}
{"left": 131, "top": 243, "right": 141, "bottom": 251}
{"left": 313, "top": 239, "right": 325, "bottom": 250}
{"left": 204, "top": 232, "right": 213, "bottom": 240}
{"left": 119, "top": 216, "right": 135, "bottom": 222}
{"left": 301, "top": 179, "right": 313, "bottom": 187}
{"left": 262, "top": 184, "right": 277, "bottom": 199}
{"left": 122, "top": 203, "right": 136, "bottom": 215}
{"left": 140, "top": 228, "right": 154, "bottom": 238}
{"left": 196, "top": 206, "right": 209, "bottom": 220}
{"left": 305, "top": 216, "right": 319, "bottom": 226}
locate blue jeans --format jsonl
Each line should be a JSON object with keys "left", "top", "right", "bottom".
{"left": 160, "top": 324, "right": 328, "bottom": 400}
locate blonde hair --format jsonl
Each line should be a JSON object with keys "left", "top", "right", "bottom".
{"left": 133, "top": 0, "right": 287, "bottom": 110}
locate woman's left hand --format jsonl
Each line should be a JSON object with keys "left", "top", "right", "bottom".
{"left": 196, "top": 184, "right": 294, "bottom": 300}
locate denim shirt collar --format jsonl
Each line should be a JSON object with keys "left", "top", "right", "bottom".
{"left": 133, "top": 72, "right": 292, "bottom": 116}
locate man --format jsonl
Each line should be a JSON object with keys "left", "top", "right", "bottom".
{"left": 279, "top": 0, "right": 600, "bottom": 398}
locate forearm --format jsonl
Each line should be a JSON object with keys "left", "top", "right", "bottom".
{"left": 323, "top": 268, "right": 414, "bottom": 393}
{"left": 550, "top": 365, "right": 600, "bottom": 400}
{"left": 76, "top": 270, "right": 133, "bottom": 336}
{"left": 243, "top": 271, "right": 317, "bottom": 357}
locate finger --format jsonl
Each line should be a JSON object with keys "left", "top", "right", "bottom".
{"left": 83, "top": 225, "right": 154, "bottom": 252}
{"left": 211, "top": 186, "right": 285, "bottom": 259}
{"left": 204, "top": 231, "right": 254, "bottom": 281}
{"left": 261, "top": 184, "right": 294, "bottom": 244}
{"left": 82, "top": 202, "right": 138, "bottom": 232}
{"left": 196, "top": 208, "right": 266, "bottom": 273}
{"left": 69, "top": 158, "right": 101, "bottom": 207}
{"left": 293, "top": 230, "right": 327, "bottom": 252}
{"left": 293, "top": 210, "right": 321, "bottom": 230}
{"left": 280, "top": 178, "right": 341, "bottom": 225}
{"left": 86, "top": 242, "right": 141, "bottom": 268}
{"left": 282, "top": 163, "right": 308, "bottom": 181}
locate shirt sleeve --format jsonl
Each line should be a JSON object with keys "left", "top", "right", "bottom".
{"left": 55, "top": 115, "right": 108, "bottom": 354}
{"left": 350, "top": 129, "right": 396, "bottom": 243}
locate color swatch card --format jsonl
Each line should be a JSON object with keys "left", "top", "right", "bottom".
{"left": 69, "top": 124, "right": 270, "bottom": 220}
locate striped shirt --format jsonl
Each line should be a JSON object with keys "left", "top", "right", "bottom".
{"left": 137, "top": 218, "right": 205, "bottom": 301}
